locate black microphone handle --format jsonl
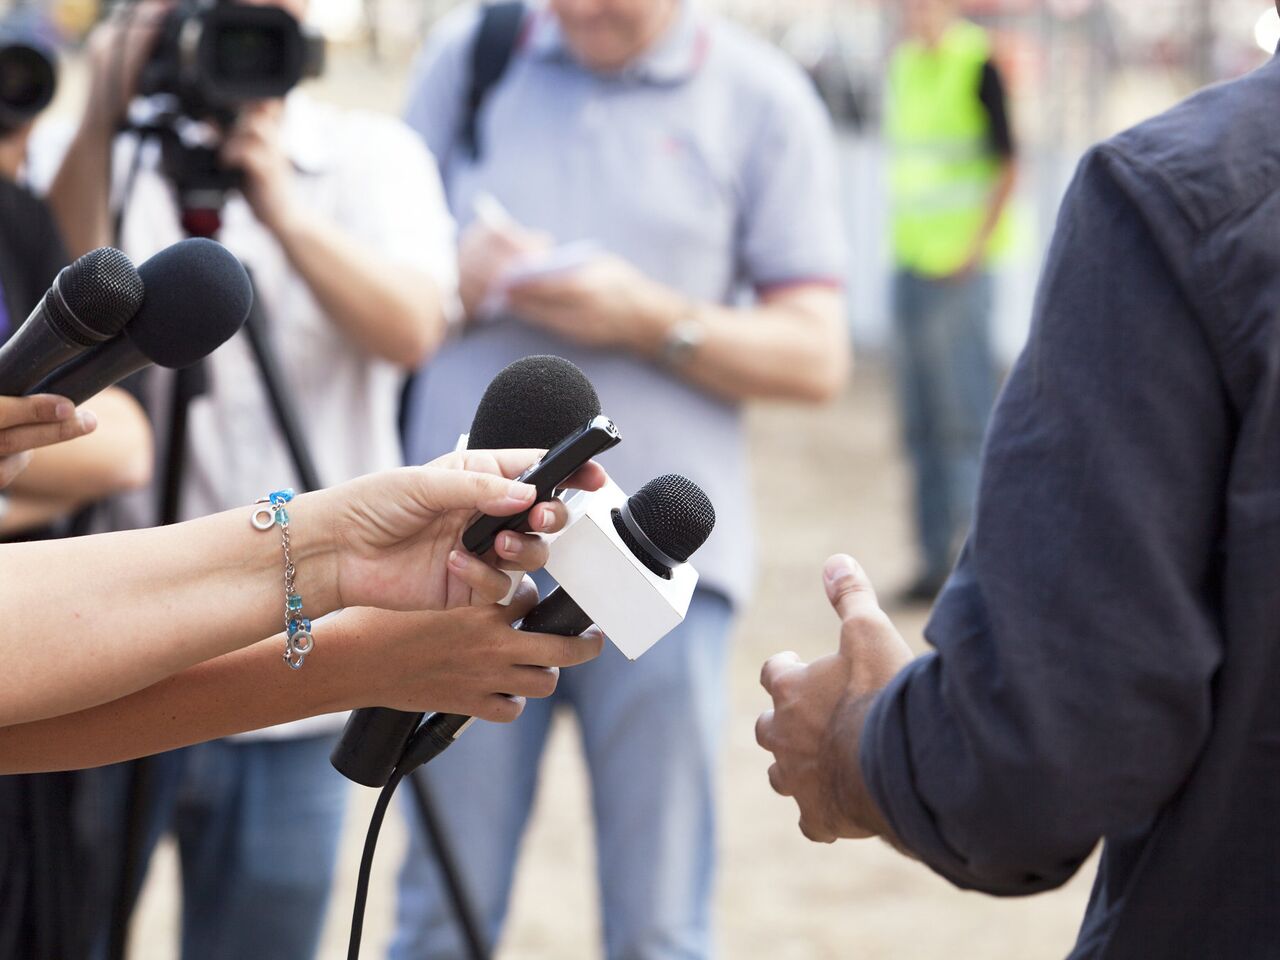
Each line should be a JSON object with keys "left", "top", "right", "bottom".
{"left": 31, "top": 336, "right": 149, "bottom": 405}
{"left": 394, "top": 587, "right": 596, "bottom": 776}
{"left": 332, "top": 586, "right": 597, "bottom": 786}
{"left": 519, "top": 586, "right": 595, "bottom": 636}
{"left": 0, "top": 308, "right": 94, "bottom": 396}
{"left": 331, "top": 707, "right": 425, "bottom": 788}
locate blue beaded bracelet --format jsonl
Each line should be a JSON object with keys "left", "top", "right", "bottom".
{"left": 252, "top": 488, "right": 313, "bottom": 670}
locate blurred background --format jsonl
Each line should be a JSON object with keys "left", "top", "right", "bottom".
{"left": 7, "top": 0, "right": 1276, "bottom": 956}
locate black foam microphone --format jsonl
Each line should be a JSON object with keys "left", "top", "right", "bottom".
{"left": 331, "top": 355, "right": 605, "bottom": 788}
{"left": 0, "top": 247, "right": 143, "bottom": 395}
{"left": 33, "top": 239, "right": 252, "bottom": 404}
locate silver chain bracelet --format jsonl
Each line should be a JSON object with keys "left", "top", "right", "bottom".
{"left": 251, "top": 488, "right": 313, "bottom": 670}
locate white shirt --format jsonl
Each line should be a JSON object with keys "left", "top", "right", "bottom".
{"left": 108, "top": 92, "right": 459, "bottom": 739}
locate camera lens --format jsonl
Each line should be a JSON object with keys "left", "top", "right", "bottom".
{"left": 0, "top": 42, "right": 56, "bottom": 119}
{"left": 213, "top": 25, "right": 287, "bottom": 85}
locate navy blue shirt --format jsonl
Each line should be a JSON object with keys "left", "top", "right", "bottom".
{"left": 862, "top": 57, "right": 1280, "bottom": 957}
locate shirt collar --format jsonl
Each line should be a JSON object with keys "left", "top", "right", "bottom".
{"left": 526, "top": 1, "right": 709, "bottom": 85}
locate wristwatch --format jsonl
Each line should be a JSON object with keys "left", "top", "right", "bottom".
{"left": 659, "top": 311, "right": 708, "bottom": 368}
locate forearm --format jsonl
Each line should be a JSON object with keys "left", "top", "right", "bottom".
{"left": 970, "top": 160, "right": 1018, "bottom": 263}
{"left": 275, "top": 209, "right": 445, "bottom": 367}
{"left": 0, "top": 494, "right": 339, "bottom": 726}
{"left": 0, "top": 626, "right": 360, "bottom": 773}
{"left": 634, "top": 285, "right": 850, "bottom": 404}
{"left": 47, "top": 123, "right": 115, "bottom": 259}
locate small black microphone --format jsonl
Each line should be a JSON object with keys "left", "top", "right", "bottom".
{"left": 330, "top": 355, "right": 605, "bottom": 788}
{"left": 522, "top": 475, "right": 716, "bottom": 635}
{"left": 0, "top": 247, "right": 143, "bottom": 396}
{"left": 33, "top": 239, "right": 252, "bottom": 404}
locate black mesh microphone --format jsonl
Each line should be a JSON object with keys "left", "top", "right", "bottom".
{"left": 33, "top": 239, "right": 252, "bottom": 404}
{"left": 522, "top": 475, "right": 716, "bottom": 635}
{"left": 331, "top": 355, "right": 604, "bottom": 788}
{"left": 0, "top": 247, "right": 144, "bottom": 395}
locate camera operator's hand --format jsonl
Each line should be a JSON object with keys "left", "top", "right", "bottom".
{"left": 220, "top": 101, "right": 298, "bottom": 237}
{"left": 52, "top": 1, "right": 171, "bottom": 257}
{"left": 0, "top": 395, "right": 98, "bottom": 489}
{"left": 83, "top": 0, "right": 171, "bottom": 134}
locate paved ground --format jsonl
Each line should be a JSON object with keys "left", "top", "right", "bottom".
{"left": 131, "top": 362, "right": 1097, "bottom": 959}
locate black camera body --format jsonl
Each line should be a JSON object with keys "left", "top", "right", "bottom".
{"left": 129, "top": 0, "right": 325, "bottom": 228}
{"left": 0, "top": 17, "right": 57, "bottom": 135}
{"left": 139, "top": 1, "right": 324, "bottom": 120}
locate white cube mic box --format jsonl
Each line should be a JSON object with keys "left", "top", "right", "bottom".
{"left": 545, "top": 479, "right": 699, "bottom": 661}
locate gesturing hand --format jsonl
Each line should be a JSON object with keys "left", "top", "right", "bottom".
{"left": 315, "top": 448, "right": 607, "bottom": 613}
{"left": 0, "top": 395, "right": 98, "bottom": 489}
{"left": 756, "top": 555, "right": 913, "bottom": 843}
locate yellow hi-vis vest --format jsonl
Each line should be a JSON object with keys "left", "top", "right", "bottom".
{"left": 886, "top": 20, "right": 1013, "bottom": 277}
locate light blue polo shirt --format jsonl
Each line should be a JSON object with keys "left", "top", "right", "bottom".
{"left": 403, "top": 1, "right": 846, "bottom": 606}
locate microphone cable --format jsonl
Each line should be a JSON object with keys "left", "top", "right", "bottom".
{"left": 347, "top": 768, "right": 403, "bottom": 960}
{"left": 346, "top": 719, "right": 491, "bottom": 960}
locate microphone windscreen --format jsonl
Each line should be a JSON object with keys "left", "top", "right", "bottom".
{"left": 626, "top": 475, "right": 716, "bottom": 564}
{"left": 55, "top": 247, "right": 144, "bottom": 343}
{"left": 131, "top": 238, "right": 253, "bottom": 368}
{"left": 468, "top": 355, "right": 600, "bottom": 451}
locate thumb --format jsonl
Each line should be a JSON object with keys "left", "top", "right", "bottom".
{"left": 412, "top": 466, "right": 536, "bottom": 516}
{"left": 824, "top": 555, "right": 881, "bottom": 624}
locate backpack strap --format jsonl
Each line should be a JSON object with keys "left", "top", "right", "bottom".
{"left": 460, "top": 1, "right": 527, "bottom": 162}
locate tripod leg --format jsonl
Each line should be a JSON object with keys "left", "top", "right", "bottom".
{"left": 239, "top": 279, "right": 323, "bottom": 493}
{"left": 106, "top": 758, "right": 156, "bottom": 960}
{"left": 405, "top": 770, "right": 491, "bottom": 960}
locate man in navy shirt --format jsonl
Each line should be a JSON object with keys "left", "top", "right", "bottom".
{"left": 758, "top": 23, "right": 1280, "bottom": 960}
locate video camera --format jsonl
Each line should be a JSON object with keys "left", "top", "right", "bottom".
{"left": 138, "top": 0, "right": 324, "bottom": 120}
{"left": 0, "top": 15, "right": 57, "bottom": 135}
{"left": 128, "top": 0, "right": 324, "bottom": 218}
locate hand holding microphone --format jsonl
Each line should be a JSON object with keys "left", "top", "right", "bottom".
{"left": 332, "top": 354, "right": 616, "bottom": 786}
{"left": 0, "top": 394, "right": 98, "bottom": 488}
{"left": 321, "top": 448, "right": 607, "bottom": 614}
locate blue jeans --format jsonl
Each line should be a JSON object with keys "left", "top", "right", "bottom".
{"left": 75, "top": 735, "right": 349, "bottom": 960}
{"left": 391, "top": 584, "right": 735, "bottom": 960}
{"left": 892, "top": 270, "right": 999, "bottom": 581}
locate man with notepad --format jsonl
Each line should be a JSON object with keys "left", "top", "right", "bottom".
{"left": 398, "top": 2, "right": 849, "bottom": 957}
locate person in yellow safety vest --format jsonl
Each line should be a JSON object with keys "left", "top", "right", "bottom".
{"left": 886, "top": 0, "right": 1019, "bottom": 604}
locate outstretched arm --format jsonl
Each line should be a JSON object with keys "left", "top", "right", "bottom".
{"left": 0, "top": 451, "right": 606, "bottom": 727}
{"left": 0, "top": 588, "right": 605, "bottom": 774}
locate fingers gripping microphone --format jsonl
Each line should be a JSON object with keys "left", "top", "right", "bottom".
{"left": 33, "top": 239, "right": 252, "bottom": 404}
{"left": 0, "top": 247, "right": 144, "bottom": 395}
{"left": 331, "top": 355, "right": 607, "bottom": 788}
